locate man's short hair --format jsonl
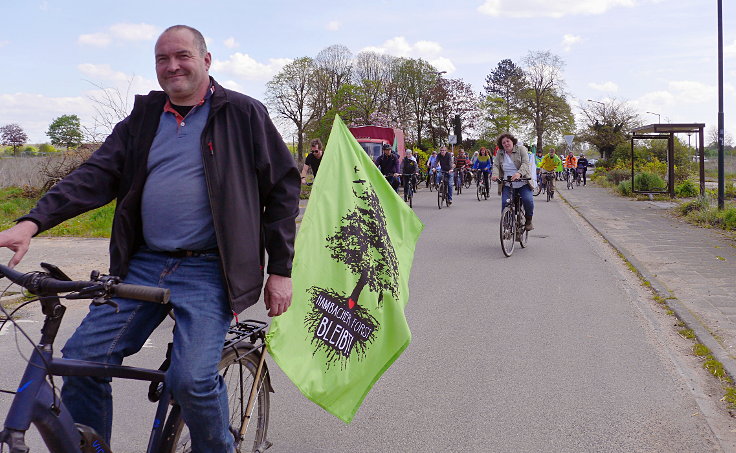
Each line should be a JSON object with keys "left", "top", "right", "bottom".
{"left": 161, "top": 25, "right": 208, "bottom": 56}
{"left": 310, "top": 138, "right": 323, "bottom": 149}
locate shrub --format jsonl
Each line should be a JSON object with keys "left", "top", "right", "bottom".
{"left": 634, "top": 172, "right": 666, "bottom": 192}
{"left": 617, "top": 180, "right": 632, "bottom": 196}
{"left": 677, "top": 195, "right": 710, "bottom": 215}
{"left": 606, "top": 169, "right": 630, "bottom": 185}
{"left": 723, "top": 208, "right": 736, "bottom": 229}
{"left": 675, "top": 180, "right": 699, "bottom": 198}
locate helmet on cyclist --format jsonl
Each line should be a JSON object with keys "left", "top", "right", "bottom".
{"left": 382, "top": 143, "right": 392, "bottom": 150}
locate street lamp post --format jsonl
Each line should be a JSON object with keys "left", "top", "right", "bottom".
{"left": 646, "top": 111, "right": 661, "bottom": 123}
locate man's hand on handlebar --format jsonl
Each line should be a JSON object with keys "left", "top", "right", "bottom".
{"left": 0, "top": 220, "right": 39, "bottom": 268}
{"left": 511, "top": 172, "right": 521, "bottom": 181}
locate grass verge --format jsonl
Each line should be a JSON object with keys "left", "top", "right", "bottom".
{"left": 0, "top": 186, "right": 114, "bottom": 238}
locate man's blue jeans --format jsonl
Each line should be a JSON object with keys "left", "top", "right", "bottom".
{"left": 61, "top": 248, "right": 234, "bottom": 453}
{"left": 501, "top": 184, "right": 534, "bottom": 216}
{"left": 443, "top": 171, "right": 453, "bottom": 201}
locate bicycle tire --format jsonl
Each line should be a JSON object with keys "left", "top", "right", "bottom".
{"left": 533, "top": 182, "right": 542, "bottom": 196}
{"left": 517, "top": 204, "right": 528, "bottom": 248}
{"left": 464, "top": 174, "right": 471, "bottom": 189}
{"left": 477, "top": 183, "right": 482, "bottom": 201}
{"left": 161, "top": 344, "right": 270, "bottom": 453}
{"left": 500, "top": 206, "right": 515, "bottom": 257}
{"left": 547, "top": 186, "right": 552, "bottom": 202}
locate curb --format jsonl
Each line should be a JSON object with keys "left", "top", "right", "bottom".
{"left": 558, "top": 190, "right": 736, "bottom": 383}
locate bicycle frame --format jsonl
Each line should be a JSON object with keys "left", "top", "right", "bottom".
{"left": 1, "top": 294, "right": 170, "bottom": 453}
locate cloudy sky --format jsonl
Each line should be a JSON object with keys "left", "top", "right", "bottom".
{"left": 1, "top": 0, "right": 734, "bottom": 145}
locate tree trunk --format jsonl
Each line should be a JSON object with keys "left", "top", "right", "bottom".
{"left": 296, "top": 127, "right": 304, "bottom": 166}
{"left": 348, "top": 268, "right": 369, "bottom": 305}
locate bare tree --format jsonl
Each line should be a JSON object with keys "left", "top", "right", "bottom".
{"left": 518, "top": 51, "right": 571, "bottom": 151}
{"left": 351, "top": 52, "right": 396, "bottom": 124}
{"left": 82, "top": 78, "right": 134, "bottom": 144}
{"left": 0, "top": 123, "right": 29, "bottom": 156}
{"left": 394, "top": 58, "right": 441, "bottom": 147}
{"left": 266, "top": 57, "right": 318, "bottom": 164}
{"left": 430, "top": 78, "right": 480, "bottom": 146}
{"left": 579, "top": 99, "right": 640, "bottom": 160}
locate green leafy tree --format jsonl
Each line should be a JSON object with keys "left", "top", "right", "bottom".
{"left": 47, "top": 114, "right": 83, "bottom": 149}
{"left": 0, "top": 123, "right": 29, "bottom": 156}
{"left": 483, "top": 59, "right": 525, "bottom": 134}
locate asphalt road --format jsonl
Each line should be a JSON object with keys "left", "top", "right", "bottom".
{"left": 1, "top": 185, "right": 735, "bottom": 452}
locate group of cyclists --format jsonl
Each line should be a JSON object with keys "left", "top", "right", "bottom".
{"left": 534, "top": 148, "right": 590, "bottom": 197}
{"left": 300, "top": 136, "right": 590, "bottom": 209}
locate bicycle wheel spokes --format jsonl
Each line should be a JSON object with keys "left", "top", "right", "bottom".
{"left": 163, "top": 346, "right": 269, "bottom": 453}
{"left": 500, "top": 207, "right": 515, "bottom": 257}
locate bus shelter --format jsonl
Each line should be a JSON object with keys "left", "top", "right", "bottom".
{"left": 630, "top": 123, "right": 705, "bottom": 197}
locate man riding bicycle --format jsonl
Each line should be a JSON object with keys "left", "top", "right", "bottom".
{"left": 426, "top": 150, "right": 438, "bottom": 188}
{"left": 540, "top": 149, "right": 562, "bottom": 198}
{"left": 0, "top": 25, "right": 299, "bottom": 453}
{"left": 375, "top": 143, "right": 400, "bottom": 192}
{"left": 454, "top": 148, "right": 470, "bottom": 189}
{"left": 564, "top": 151, "right": 578, "bottom": 183}
{"left": 401, "top": 150, "right": 419, "bottom": 197}
{"left": 577, "top": 153, "right": 589, "bottom": 185}
{"left": 436, "top": 145, "right": 454, "bottom": 205}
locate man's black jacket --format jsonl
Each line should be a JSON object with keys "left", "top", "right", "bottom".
{"left": 21, "top": 78, "right": 301, "bottom": 314}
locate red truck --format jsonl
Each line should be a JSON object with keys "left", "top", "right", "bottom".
{"left": 348, "top": 126, "right": 406, "bottom": 162}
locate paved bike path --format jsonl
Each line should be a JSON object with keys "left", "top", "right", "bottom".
{"left": 559, "top": 184, "right": 736, "bottom": 380}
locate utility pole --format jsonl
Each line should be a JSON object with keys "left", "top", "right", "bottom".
{"left": 717, "top": 0, "right": 725, "bottom": 209}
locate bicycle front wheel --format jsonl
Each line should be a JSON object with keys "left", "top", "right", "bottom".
{"left": 161, "top": 344, "right": 270, "bottom": 453}
{"left": 438, "top": 183, "right": 444, "bottom": 209}
{"left": 500, "top": 207, "right": 515, "bottom": 257}
{"left": 517, "top": 204, "right": 528, "bottom": 248}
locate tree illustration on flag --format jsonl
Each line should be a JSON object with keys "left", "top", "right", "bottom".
{"left": 267, "top": 115, "right": 423, "bottom": 423}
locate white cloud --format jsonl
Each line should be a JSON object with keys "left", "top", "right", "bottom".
{"left": 326, "top": 20, "right": 341, "bottom": 31}
{"left": 78, "top": 33, "right": 111, "bottom": 47}
{"left": 668, "top": 80, "right": 715, "bottom": 103}
{"left": 78, "top": 23, "right": 158, "bottom": 47}
{"left": 0, "top": 92, "right": 91, "bottom": 143}
{"left": 562, "top": 34, "right": 581, "bottom": 51}
{"left": 109, "top": 23, "right": 158, "bottom": 41}
{"left": 414, "top": 40, "right": 442, "bottom": 55}
{"left": 429, "top": 57, "right": 456, "bottom": 74}
{"left": 360, "top": 36, "right": 455, "bottom": 73}
{"left": 212, "top": 53, "right": 292, "bottom": 80}
{"left": 78, "top": 64, "right": 130, "bottom": 82}
{"left": 478, "top": 0, "right": 636, "bottom": 18}
{"left": 589, "top": 81, "right": 619, "bottom": 92}
{"left": 382, "top": 37, "right": 413, "bottom": 57}
{"left": 224, "top": 37, "right": 239, "bottom": 49}
{"left": 219, "top": 80, "right": 246, "bottom": 92}
{"left": 725, "top": 39, "right": 736, "bottom": 58}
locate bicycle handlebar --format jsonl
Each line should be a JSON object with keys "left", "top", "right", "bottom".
{"left": 0, "top": 262, "right": 170, "bottom": 304}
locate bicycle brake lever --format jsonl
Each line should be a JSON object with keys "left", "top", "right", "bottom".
{"left": 40, "top": 262, "right": 72, "bottom": 281}
{"left": 91, "top": 296, "right": 120, "bottom": 313}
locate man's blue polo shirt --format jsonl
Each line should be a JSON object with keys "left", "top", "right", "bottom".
{"left": 140, "top": 87, "right": 217, "bottom": 252}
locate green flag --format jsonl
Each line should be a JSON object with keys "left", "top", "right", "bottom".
{"left": 267, "top": 115, "right": 423, "bottom": 423}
